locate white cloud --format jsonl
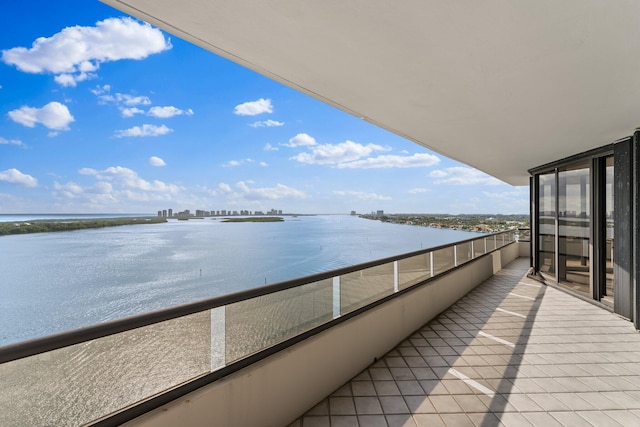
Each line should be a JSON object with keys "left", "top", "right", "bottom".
{"left": 259, "top": 162, "right": 268, "bottom": 167}
{"left": 283, "top": 133, "right": 317, "bottom": 147}
{"left": 336, "top": 153, "right": 440, "bottom": 169}
{"left": 91, "top": 84, "right": 111, "bottom": 95}
{"left": 51, "top": 166, "right": 187, "bottom": 209}
{"left": 235, "top": 181, "right": 307, "bottom": 200}
{"left": 480, "top": 187, "right": 530, "bottom": 212}
{"left": 429, "top": 170, "right": 448, "bottom": 178}
{"left": 54, "top": 72, "right": 94, "bottom": 87}
{"left": 482, "top": 188, "right": 529, "bottom": 199}
{"left": 1, "top": 17, "right": 171, "bottom": 86}
{"left": 121, "top": 107, "right": 145, "bottom": 118}
{"left": 250, "top": 119, "right": 284, "bottom": 128}
{"left": 93, "top": 88, "right": 193, "bottom": 119}
{"left": 290, "top": 140, "right": 387, "bottom": 165}
{"left": 149, "top": 156, "right": 166, "bottom": 166}
{"left": 264, "top": 143, "right": 279, "bottom": 151}
{"left": 79, "top": 166, "right": 180, "bottom": 193}
{"left": 8, "top": 101, "right": 74, "bottom": 130}
{"left": 233, "top": 98, "right": 273, "bottom": 116}
{"left": 114, "top": 124, "right": 172, "bottom": 138}
{"left": 217, "top": 183, "right": 232, "bottom": 193}
{"left": 53, "top": 181, "right": 98, "bottom": 199}
{"left": 97, "top": 91, "right": 151, "bottom": 107}
{"left": 0, "top": 137, "right": 24, "bottom": 147}
{"left": 215, "top": 181, "right": 307, "bottom": 201}
{"left": 223, "top": 158, "right": 255, "bottom": 167}
{"left": 408, "top": 188, "right": 430, "bottom": 194}
{"left": 0, "top": 168, "right": 38, "bottom": 187}
{"left": 118, "top": 94, "right": 152, "bottom": 106}
{"left": 333, "top": 190, "right": 391, "bottom": 201}
{"left": 93, "top": 87, "right": 156, "bottom": 117}
{"left": 148, "top": 106, "right": 194, "bottom": 118}
{"left": 430, "top": 167, "right": 503, "bottom": 185}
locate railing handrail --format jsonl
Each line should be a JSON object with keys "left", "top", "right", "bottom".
{"left": 0, "top": 229, "right": 515, "bottom": 365}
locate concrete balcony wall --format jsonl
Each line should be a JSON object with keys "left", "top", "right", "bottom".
{"left": 124, "top": 243, "right": 519, "bottom": 427}
{"left": 518, "top": 241, "right": 530, "bottom": 258}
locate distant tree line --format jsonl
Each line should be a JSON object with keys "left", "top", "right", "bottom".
{"left": 360, "top": 213, "right": 529, "bottom": 233}
{"left": 0, "top": 217, "right": 167, "bottom": 236}
{"left": 222, "top": 217, "right": 284, "bottom": 223}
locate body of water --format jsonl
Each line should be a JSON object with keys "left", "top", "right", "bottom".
{"left": 0, "top": 214, "right": 479, "bottom": 346}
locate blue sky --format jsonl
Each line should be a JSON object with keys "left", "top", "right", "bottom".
{"left": 0, "top": 1, "right": 528, "bottom": 215}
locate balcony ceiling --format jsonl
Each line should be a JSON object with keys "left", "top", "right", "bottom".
{"left": 102, "top": 0, "right": 640, "bottom": 185}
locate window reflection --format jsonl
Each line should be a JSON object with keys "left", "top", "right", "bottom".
{"left": 604, "top": 155, "right": 614, "bottom": 305}
{"left": 558, "top": 161, "right": 590, "bottom": 295}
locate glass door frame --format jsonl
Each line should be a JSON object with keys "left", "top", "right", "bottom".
{"left": 530, "top": 145, "right": 614, "bottom": 305}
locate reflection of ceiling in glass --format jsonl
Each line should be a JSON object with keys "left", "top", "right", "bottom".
{"left": 559, "top": 166, "right": 589, "bottom": 216}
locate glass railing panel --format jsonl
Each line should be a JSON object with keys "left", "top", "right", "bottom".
{"left": 225, "top": 278, "right": 333, "bottom": 363}
{"left": 473, "top": 237, "right": 486, "bottom": 257}
{"left": 456, "top": 241, "right": 473, "bottom": 265}
{"left": 340, "top": 263, "right": 394, "bottom": 315}
{"left": 486, "top": 235, "right": 497, "bottom": 252}
{"left": 0, "top": 311, "right": 212, "bottom": 427}
{"left": 433, "top": 246, "right": 455, "bottom": 275}
{"left": 398, "top": 253, "right": 431, "bottom": 290}
{"left": 518, "top": 228, "right": 531, "bottom": 242}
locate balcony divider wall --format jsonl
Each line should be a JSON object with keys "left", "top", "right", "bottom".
{"left": 530, "top": 135, "right": 636, "bottom": 325}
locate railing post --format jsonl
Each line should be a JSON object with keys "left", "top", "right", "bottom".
{"left": 454, "top": 245, "right": 458, "bottom": 267}
{"left": 484, "top": 237, "right": 487, "bottom": 253}
{"left": 471, "top": 240, "right": 475, "bottom": 259}
{"left": 429, "top": 252, "right": 434, "bottom": 277}
{"left": 333, "top": 276, "right": 341, "bottom": 318}
{"left": 393, "top": 261, "right": 399, "bottom": 292}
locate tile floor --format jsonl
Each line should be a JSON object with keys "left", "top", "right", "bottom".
{"left": 289, "top": 258, "right": 640, "bottom": 426}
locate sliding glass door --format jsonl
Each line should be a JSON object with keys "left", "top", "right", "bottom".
{"left": 538, "top": 173, "right": 556, "bottom": 276}
{"left": 558, "top": 161, "right": 591, "bottom": 296}
{"left": 533, "top": 153, "right": 614, "bottom": 307}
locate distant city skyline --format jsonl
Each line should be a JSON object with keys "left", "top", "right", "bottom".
{"left": 0, "top": 1, "right": 528, "bottom": 215}
{"left": 157, "top": 208, "right": 284, "bottom": 218}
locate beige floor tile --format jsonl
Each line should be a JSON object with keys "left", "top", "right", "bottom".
{"left": 292, "top": 259, "right": 640, "bottom": 426}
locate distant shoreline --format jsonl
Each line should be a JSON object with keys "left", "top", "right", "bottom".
{"left": 221, "top": 217, "right": 284, "bottom": 223}
{"left": 0, "top": 217, "right": 166, "bottom": 236}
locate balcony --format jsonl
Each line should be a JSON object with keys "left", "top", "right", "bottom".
{"left": 292, "top": 257, "right": 640, "bottom": 426}
{"left": 3, "top": 232, "right": 639, "bottom": 426}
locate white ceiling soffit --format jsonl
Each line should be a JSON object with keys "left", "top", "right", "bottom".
{"left": 101, "top": 0, "right": 640, "bottom": 186}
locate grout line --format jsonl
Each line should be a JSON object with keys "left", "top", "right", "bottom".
{"left": 447, "top": 368, "right": 495, "bottom": 397}
{"left": 496, "top": 307, "right": 527, "bottom": 318}
{"left": 517, "top": 282, "right": 542, "bottom": 288}
{"left": 478, "top": 331, "right": 515, "bottom": 348}
{"left": 509, "top": 292, "right": 536, "bottom": 301}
